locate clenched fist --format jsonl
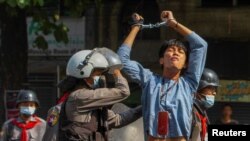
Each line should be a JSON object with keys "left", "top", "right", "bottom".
{"left": 161, "top": 11, "right": 178, "bottom": 28}
{"left": 129, "top": 13, "right": 144, "bottom": 28}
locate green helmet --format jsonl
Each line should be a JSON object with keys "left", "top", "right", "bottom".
{"left": 198, "top": 68, "right": 220, "bottom": 90}
{"left": 16, "top": 90, "right": 40, "bottom": 107}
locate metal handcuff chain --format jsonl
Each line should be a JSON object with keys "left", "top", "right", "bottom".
{"left": 133, "top": 18, "right": 169, "bottom": 29}
{"left": 140, "top": 21, "right": 167, "bottom": 29}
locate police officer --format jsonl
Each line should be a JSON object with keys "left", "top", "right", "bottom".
{"left": 190, "top": 68, "right": 220, "bottom": 141}
{"left": 1, "top": 90, "right": 46, "bottom": 141}
{"left": 43, "top": 48, "right": 142, "bottom": 141}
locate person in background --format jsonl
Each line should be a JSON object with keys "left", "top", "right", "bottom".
{"left": 190, "top": 68, "right": 219, "bottom": 141}
{"left": 1, "top": 90, "right": 46, "bottom": 141}
{"left": 215, "top": 104, "right": 239, "bottom": 125}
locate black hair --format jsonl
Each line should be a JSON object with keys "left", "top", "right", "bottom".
{"left": 58, "top": 70, "right": 108, "bottom": 93}
{"left": 222, "top": 103, "right": 233, "bottom": 110}
{"left": 158, "top": 39, "right": 189, "bottom": 59}
{"left": 57, "top": 76, "right": 86, "bottom": 93}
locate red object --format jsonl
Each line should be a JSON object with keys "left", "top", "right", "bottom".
{"left": 157, "top": 111, "right": 169, "bottom": 135}
{"left": 57, "top": 92, "right": 70, "bottom": 104}
{"left": 11, "top": 117, "right": 40, "bottom": 141}
{"left": 196, "top": 112, "right": 207, "bottom": 141}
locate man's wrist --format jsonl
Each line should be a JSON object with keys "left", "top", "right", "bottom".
{"left": 168, "top": 19, "right": 179, "bottom": 29}
{"left": 131, "top": 25, "right": 141, "bottom": 31}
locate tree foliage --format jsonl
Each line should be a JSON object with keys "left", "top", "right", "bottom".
{"left": 0, "top": 0, "right": 100, "bottom": 49}
{"left": 0, "top": 0, "right": 101, "bottom": 125}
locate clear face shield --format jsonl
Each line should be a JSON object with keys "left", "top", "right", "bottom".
{"left": 96, "top": 47, "right": 123, "bottom": 74}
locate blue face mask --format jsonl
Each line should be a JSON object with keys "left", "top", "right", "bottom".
{"left": 201, "top": 95, "right": 215, "bottom": 109}
{"left": 92, "top": 76, "right": 101, "bottom": 89}
{"left": 20, "top": 106, "right": 36, "bottom": 116}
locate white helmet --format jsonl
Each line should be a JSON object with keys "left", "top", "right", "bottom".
{"left": 66, "top": 49, "right": 109, "bottom": 78}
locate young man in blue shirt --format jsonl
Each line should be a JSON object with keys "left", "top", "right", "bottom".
{"left": 118, "top": 11, "right": 207, "bottom": 141}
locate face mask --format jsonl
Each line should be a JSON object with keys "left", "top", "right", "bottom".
{"left": 201, "top": 95, "right": 215, "bottom": 109}
{"left": 92, "top": 76, "right": 101, "bottom": 89}
{"left": 20, "top": 106, "right": 36, "bottom": 116}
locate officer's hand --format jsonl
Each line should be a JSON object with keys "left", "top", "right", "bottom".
{"left": 113, "top": 69, "right": 121, "bottom": 77}
{"left": 161, "top": 10, "right": 178, "bottom": 28}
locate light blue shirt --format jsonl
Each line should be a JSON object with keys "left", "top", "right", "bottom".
{"left": 117, "top": 32, "right": 207, "bottom": 139}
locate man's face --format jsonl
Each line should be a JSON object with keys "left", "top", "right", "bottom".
{"left": 84, "top": 68, "right": 106, "bottom": 87}
{"left": 18, "top": 101, "right": 37, "bottom": 116}
{"left": 222, "top": 106, "right": 232, "bottom": 117}
{"left": 159, "top": 46, "right": 187, "bottom": 71}
{"left": 197, "top": 86, "right": 217, "bottom": 108}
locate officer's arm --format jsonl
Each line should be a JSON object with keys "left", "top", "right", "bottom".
{"left": 72, "top": 70, "right": 130, "bottom": 111}
{"left": 107, "top": 105, "right": 142, "bottom": 129}
{"left": 117, "top": 13, "right": 153, "bottom": 86}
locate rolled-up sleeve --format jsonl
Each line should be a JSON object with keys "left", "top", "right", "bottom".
{"left": 117, "top": 44, "right": 152, "bottom": 86}
{"left": 72, "top": 75, "right": 130, "bottom": 112}
{"left": 184, "top": 32, "right": 208, "bottom": 93}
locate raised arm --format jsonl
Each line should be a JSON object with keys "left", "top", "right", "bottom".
{"left": 118, "top": 13, "right": 152, "bottom": 86}
{"left": 161, "top": 11, "right": 208, "bottom": 92}
{"left": 71, "top": 69, "right": 130, "bottom": 112}
{"left": 123, "top": 14, "right": 143, "bottom": 47}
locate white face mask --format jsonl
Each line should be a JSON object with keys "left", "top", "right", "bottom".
{"left": 20, "top": 106, "right": 36, "bottom": 116}
{"left": 201, "top": 95, "right": 215, "bottom": 109}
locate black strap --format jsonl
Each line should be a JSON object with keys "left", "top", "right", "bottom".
{"left": 97, "top": 108, "right": 109, "bottom": 141}
{"left": 128, "top": 18, "right": 144, "bottom": 27}
{"left": 58, "top": 102, "right": 68, "bottom": 141}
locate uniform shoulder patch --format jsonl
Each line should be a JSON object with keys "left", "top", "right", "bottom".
{"left": 46, "top": 104, "right": 61, "bottom": 127}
